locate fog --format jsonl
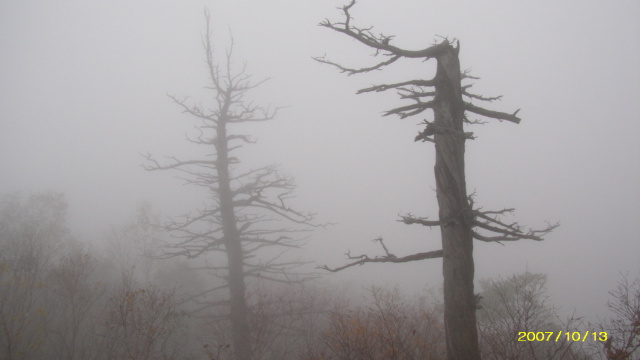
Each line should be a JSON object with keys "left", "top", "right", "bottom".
{"left": 1, "top": 0, "right": 639, "bottom": 343}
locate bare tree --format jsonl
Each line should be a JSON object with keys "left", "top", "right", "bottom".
{"left": 47, "top": 248, "right": 104, "bottom": 360}
{"left": 316, "top": 2, "right": 557, "bottom": 359}
{"left": 0, "top": 192, "right": 70, "bottom": 360}
{"left": 477, "top": 272, "right": 590, "bottom": 360}
{"left": 143, "top": 10, "right": 316, "bottom": 360}
{"left": 597, "top": 272, "right": 640, "bottom": 360}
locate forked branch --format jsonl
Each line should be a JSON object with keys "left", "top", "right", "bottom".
{"left": 318, "top": 237, "right": 443, "bottom": 272}
{"left": 470, "top": 206, "right": 559, "bottom": 243}
{"left": 316, "top": 1, "right": 523, "bottom": 126}
{"left": 313, "top": 0, "right": 450, "bottom": 76}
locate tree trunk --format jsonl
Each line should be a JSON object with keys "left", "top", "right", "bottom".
{"left": 216, "top": 117, "right": 252, "bottom": 360}
{"left": 432, "top": 45, "right": 481, "bottom": 360}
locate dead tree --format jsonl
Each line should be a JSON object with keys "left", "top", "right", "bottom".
{"left": 315, "top": 2, "right": 558, "bottom": 359}
{"left": 143, "top": 11, "right": 316, "bottom": 360}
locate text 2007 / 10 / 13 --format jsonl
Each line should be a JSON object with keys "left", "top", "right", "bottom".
{"left": 517, "top": 331, "right": 608, "bottom": 342}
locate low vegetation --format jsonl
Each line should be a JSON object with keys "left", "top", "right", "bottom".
{"left": 1, "top": 192, "right": 638, "bottom": 359}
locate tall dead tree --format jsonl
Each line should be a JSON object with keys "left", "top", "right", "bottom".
{"left": 144, "top": 11, "right": 315, "bottom": 360}
{"left": 316, "top": 2, "right": 558, "bottom": 359}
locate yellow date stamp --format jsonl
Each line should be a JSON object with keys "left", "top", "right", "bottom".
{"left": 517, "top": 331, "right": 608, "bottom": 342}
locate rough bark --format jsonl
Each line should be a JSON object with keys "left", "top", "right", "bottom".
{"left": 432, "top": 45, "right": 481, "bottom": 360}
{"left": 215, "top": 113, "right": 251, "bottom": 360}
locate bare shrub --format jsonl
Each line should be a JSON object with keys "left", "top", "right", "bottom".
{"left": 308, "top": 287, "right": 446, "bottom": 360}
{"left": 199, "top": 282, "right": 334, "bottom": 360}
{"left": 95, "top": 272, "right": 193, "bottom": 360}
{"left": 597, "top": 272, "right": 640, "bottom": 360}
{"left": 477, "top": 272, "right": 590, "bottom": 360}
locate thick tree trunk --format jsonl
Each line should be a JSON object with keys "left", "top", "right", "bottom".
{"left": 216, "top": 117, "right": 252, "bottom": 360}
{"left": 432, "top": 45, "right": 481, "bottom": 360}
{"left": 226, "top": 240, "right": 251, "bottom": 360}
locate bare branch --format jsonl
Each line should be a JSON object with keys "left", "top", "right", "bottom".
{"left": 398, "top": 87, "right": 436, "bottom": 101}
{"left": 313, "top": 1, "right": 453, "bottom": 77}
{"left": 372, "top": 237, "right": 394, "bottom": 258}
{"left": 319, "top": 237, "right": 442, "bottom": 272}
{"left": 319, "top": 249, "right": 443, "bottom": 273}
{"left": 462, "top": 84, "right": 503, "bottom": 102}
{"left": 399, "top": 213, "right": 441, "bottom": 227}
{"left": 461, "top": 69, "right": 480, "bottom": 80}
{"left": 383, "top": 100, "right": 435, "bottom": 119}
{"left": 167, "top": 94, "right": 218, "bottom": 122}
{"left": 470, "top": 207, "right": 560, "bottom": 242}
{"left": 357, "top": 79, "right": 437, "bottom": 94}
{"left": 142, "top": 153, "right": 216, "bottom": 172}
{"left": 313, "top": 54, "right": 400, "bottom": 76}
{"left": 464, "top": 102, "right": 521, "bottom": 124}
{"left": 318, "top": 0, "right": 451, "bottom": 59}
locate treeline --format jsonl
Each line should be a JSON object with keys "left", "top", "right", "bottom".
{"left": 1, "top": 192, "right": 638, "bottom": 360}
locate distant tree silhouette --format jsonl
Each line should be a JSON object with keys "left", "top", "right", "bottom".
{"left": 0, "top": 192, "right": 71, "bottom": 360}
{"left": 143, "top": 10, "right": 317, "bottom": 360}
{"left": 316, "top": 2, "right": 557, "bottom": 359}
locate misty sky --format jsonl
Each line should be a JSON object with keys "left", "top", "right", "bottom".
{"left": 1, "top": 0, "right": 639, "bottom": 322}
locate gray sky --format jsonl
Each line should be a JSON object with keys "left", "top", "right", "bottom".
{"left": 1, "top": 0, "right": 639, "bottom": 321}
